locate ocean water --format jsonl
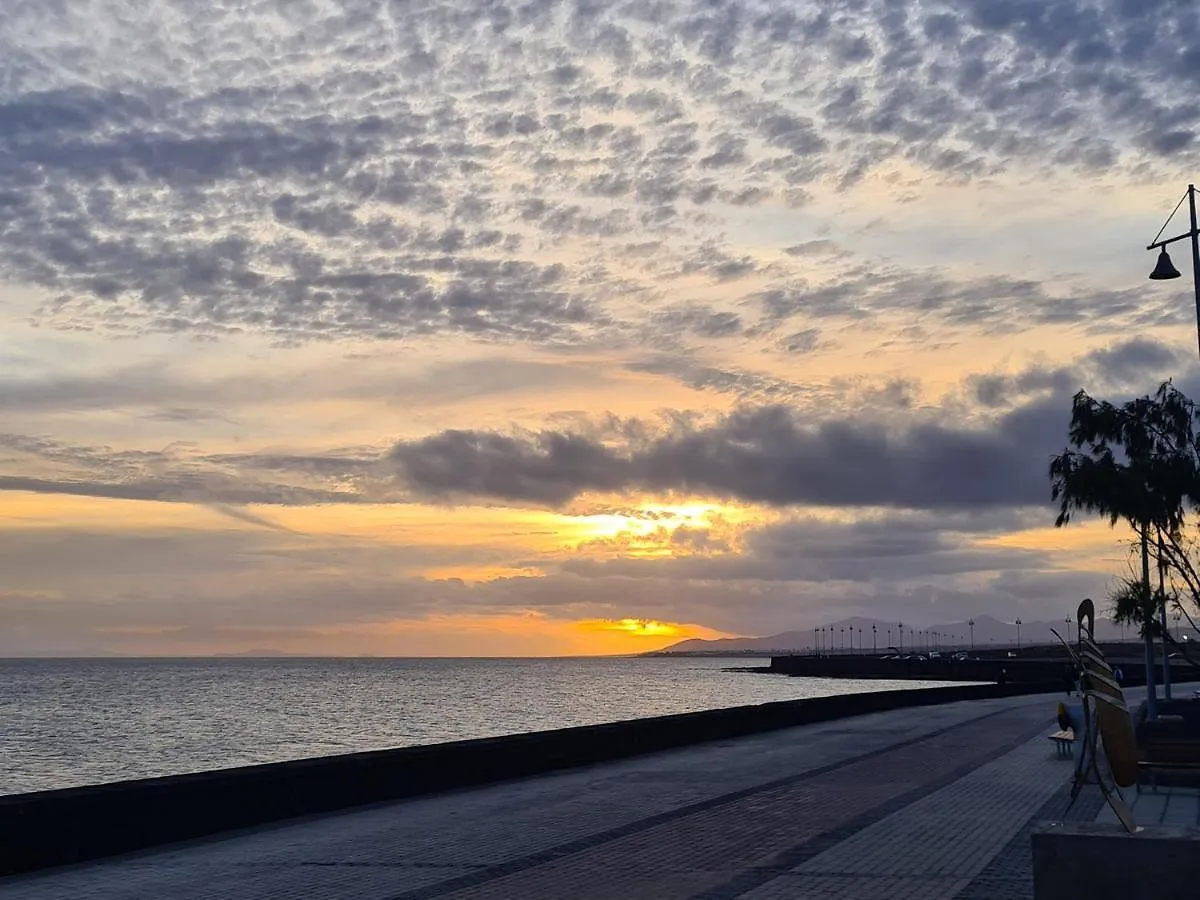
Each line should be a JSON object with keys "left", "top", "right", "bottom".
{"left": 1, "top": 656, "right": 957, "bottom": 796}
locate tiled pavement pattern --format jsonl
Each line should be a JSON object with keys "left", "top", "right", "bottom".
{"left": 953, "top": 782, "right": 1104, "bottom": 900}
{"left": 738, "top": 727, "right": 1092, "bottom": 900}
{"left": 4, "top": 690, "right": 1168, "bottom": 900}
{"left": 1095, "top": 784, "right": 1200, "bottom": 828}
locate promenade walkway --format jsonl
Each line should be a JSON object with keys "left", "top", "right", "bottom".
{"left": 5, "top": 689, "right": 1195, "bottom": 900}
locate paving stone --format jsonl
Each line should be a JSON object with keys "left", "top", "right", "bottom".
{"left": 741, "top": 874, "right": 970, "bottom": 900}
{"left": 793, "top": 735, "right": 1068, "bottom": 878}
{"left": 954, "top": 778, "right": 1106, "bottom": 900}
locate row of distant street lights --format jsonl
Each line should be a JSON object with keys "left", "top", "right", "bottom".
{"left": 810, "top": 622, "right": 978, "bottom": 654}
{"left": 810, "top": 611, "right": 1189, "bottom": 656}
{"left": 807, "top": 616, "right": 1086, "bottom": 654}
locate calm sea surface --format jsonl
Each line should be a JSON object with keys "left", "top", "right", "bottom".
{"left": 1, "top": 657, "right": 958, "bottom": 796}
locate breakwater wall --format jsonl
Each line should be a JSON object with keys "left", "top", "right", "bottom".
{"left": 1, "top": 681, "right": 1056, "bottom": 877}
{"left": 768, "top": 654, "right": 1146, "bottom": 686}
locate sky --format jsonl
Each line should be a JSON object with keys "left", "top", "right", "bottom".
{"left": 4, "top": 0, "right": 1200, "bottom": 657}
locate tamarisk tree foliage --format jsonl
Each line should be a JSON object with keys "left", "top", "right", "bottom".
{"left": 1050, "top": 382, "right": 1200, "bottom": 673}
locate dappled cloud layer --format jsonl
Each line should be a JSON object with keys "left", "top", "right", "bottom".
{"left": 2, "top": 0, "right": 1200, "bottom": 654}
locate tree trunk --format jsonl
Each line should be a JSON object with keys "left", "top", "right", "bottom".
{"left": 1142, "top": 527, "right": 1157, "bottom": 717}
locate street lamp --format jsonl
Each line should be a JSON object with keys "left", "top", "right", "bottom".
{"left": 840, "top": 626, "right": 844, "bottom": 652}
{"left": 872, "top": 623, "right": 877, "bottom": 654}
{"left": 898, "top": 622, "right": 904, "bottom": 652}
{"left": 1016, "top": 617, "right": 1023, "bottom": 649}
{"left": 969, "top": 618, "right": 974, "bottom": 650}
{"left": 1146, "top": 184, "right": 1200, "bottom": 358}
{"left": 1065, "top": 616, "right": 1072, "bottom": 644}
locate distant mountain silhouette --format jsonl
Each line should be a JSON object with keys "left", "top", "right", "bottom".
{"left": 661, "top": 613, "right": 1153, "bottom": 654}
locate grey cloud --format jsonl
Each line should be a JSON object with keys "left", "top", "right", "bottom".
{"left": 625, "top": 358, "right": 806, "bottom": 402}
{"left": 0, "top": 433, "right": 380, "bottom": 507}
{"left": 0, "top": 474, "right": 365, "bottom": 507}
{"left": 748, "top": 266, "right": 1178, "bottom": 335}
{"left": 390, "top": 395, "right": 1068, "bottom": 510}
{"left": 389, "top": 430, "right": 630, "bottom": 506}
{"left": 1084, "top": 336, "right": 1178, "bottom": 381}
{"left": 783, "top": 240, "right": 848, "bottom": 258}
{"left": 964, "top": 337, "right": 1181, "bottom": 408}
{"left": 650, "top": 305, "right": 743, "bottom": 341}
{"left": 780, "top": 328, "right": 820, "bottom": 354}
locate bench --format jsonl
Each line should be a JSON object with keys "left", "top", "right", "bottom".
{"left": 1137, "top": 733, "right": 1200, "bottom": 791}
{"left": 1049, "top": 729, "right": 1075, "bottom": 758}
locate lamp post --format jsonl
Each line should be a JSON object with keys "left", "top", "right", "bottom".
{"left": 898, "top": 622, "right": 904, "bottom": 652}
{"left": 1145, "top": 186, "right": 1200, "bottom": 715}
{"left": 1065, "top": 616, "right": 1072, "bottom": 644}
{"left": 840, "top": 627, "right": 844, "bottom": 652}
{"left": 1146, "top": 184, "right": 1200, "bottom": 358}
{"left": 1016, "top": 617, "right": 1022, "bottom": 649}
{"left": 872, "top": 623, "right": 877, "bottom": 654}
{"left": 969, "top": 618, "right": 974, "bottom": 651}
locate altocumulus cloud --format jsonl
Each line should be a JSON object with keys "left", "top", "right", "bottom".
{"left": 0, "top": 0, "right": 1198, "bottom": 347}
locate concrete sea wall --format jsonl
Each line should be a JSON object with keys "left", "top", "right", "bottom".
{"left": 1, "top": 681, "right": 1056, "bottom": 877}
{"left": 768, "top": 654, "right": 1147, "bottom": 685}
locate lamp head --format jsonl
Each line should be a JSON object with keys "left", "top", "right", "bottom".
{"left": 1149, "top": 248, "right": 1182, "bottom": 280}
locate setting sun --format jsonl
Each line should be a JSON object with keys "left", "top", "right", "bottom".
{"left": 581, "top": 619, "right": 685, "bottom": 638}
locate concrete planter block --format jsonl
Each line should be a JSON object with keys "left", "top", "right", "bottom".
{"left": 1032, "top": 821, "right": 1200, "bottom": 900}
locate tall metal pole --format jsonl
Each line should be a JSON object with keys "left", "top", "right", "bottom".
{"left": 1142, "top": 527, "right": 1158, "bottom": 717}
{"left": 1190, "top": 184, "right": 1200, "bottom": 359}
{"left": 1159, "top": 534, "right": 1172, "bottom": 701}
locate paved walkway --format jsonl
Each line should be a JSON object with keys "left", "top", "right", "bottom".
{"left": 3, "top": 689, "right": 1188, "bottom": 900}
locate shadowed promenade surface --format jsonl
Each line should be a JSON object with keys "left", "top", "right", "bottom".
{"left": 6, "top": 689, "right": 1198, "bottom": 900}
